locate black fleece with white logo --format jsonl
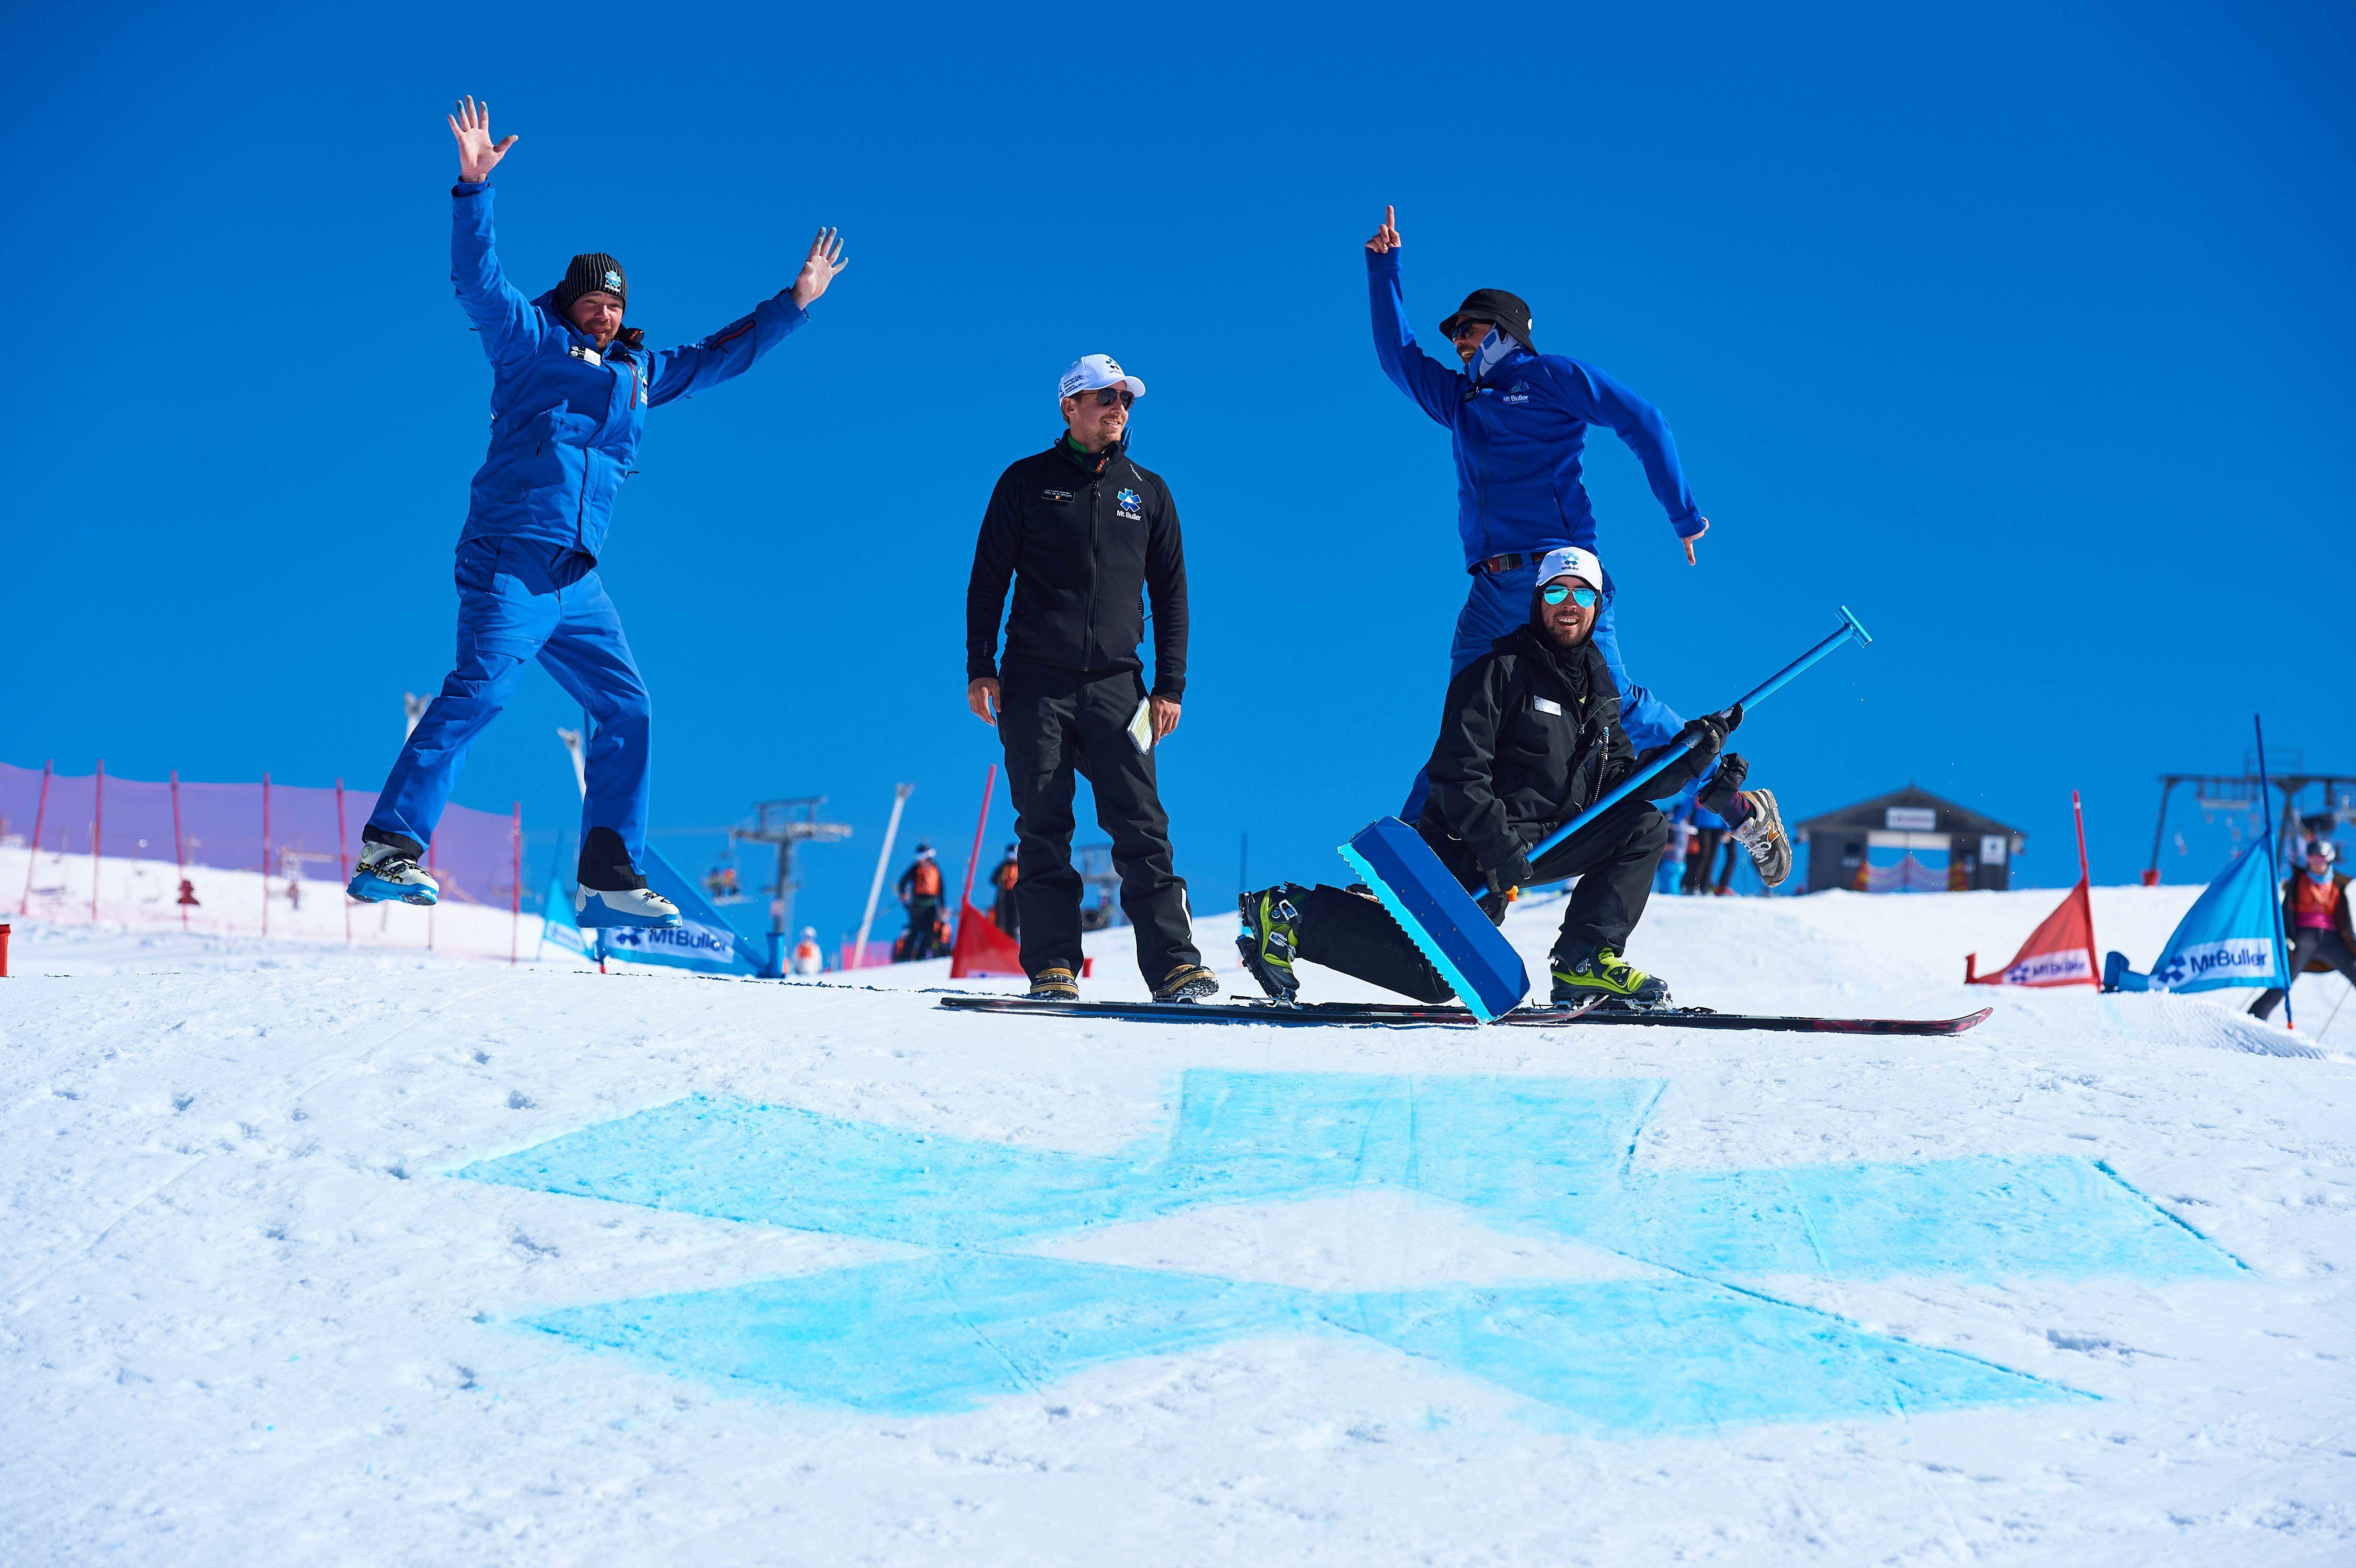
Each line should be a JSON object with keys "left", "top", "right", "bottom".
{"left": 1421, "top": 623, "right": 1712, "bottom": 878}
{"left": 966, "top": 438, "right": 1189, "bottom": 698}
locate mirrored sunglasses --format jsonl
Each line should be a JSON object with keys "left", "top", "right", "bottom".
{"left": 1087, "top": 386, "right": 1135, "bottom": 408}
{"left": 1542, "top": 584, "right": 1599, "bottom": 608}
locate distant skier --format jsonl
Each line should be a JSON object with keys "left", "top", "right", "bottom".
{"left": 1238, "top": 548, "right": 1750, "bottom": 1008}
{"left": 965, "top": 356, "right": 1217, "bottom": 1003}
{"left": 1656, "top": 794, "right": 1693, "bottom": 896}
{"left": 988, "top": 841, "right": 1021, "bottom": 937}
{"left": 790, "top": 926, "right": 824, "bottom": 976}
{"left": 897, "top": 844, "right": 947, "bottom": 961}
{"left": 2249, "top": 840, "right": 2355, "bottom": 1020}
{"left": 347, "top": 96, "right": 846, "bottom": 928}
{"left": 1362, "top": 206, "right": 1790, "bottom": 888}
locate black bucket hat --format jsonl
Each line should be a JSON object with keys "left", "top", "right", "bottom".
{"left": 1439, "top": 288, "right": 1536, "bottom": 353}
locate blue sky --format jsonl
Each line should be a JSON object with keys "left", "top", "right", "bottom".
{"left": 4, "top": 0, "right": 2350, "bottom": 946}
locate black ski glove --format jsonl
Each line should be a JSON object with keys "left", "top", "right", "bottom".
{"left": 1480, "top": 852, "right": 1535, "bottom": 926}
{"left": 1697, "top": 751, "right": 1750, "bottom": 820}
{"left": 1675, "top": 702, "right": 1743, "bottom": 759}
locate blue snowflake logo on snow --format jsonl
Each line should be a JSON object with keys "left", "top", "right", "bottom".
{"left": 458, "top": 1069, "right": 2240, "bottom": 1429}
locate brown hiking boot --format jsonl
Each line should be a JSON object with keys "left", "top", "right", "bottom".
{"left": 1026, "top": 967, "right": 1079, "bottom": 1000}
{"left": 1152, "top": 963, "right": 1220, "bottom": 1002}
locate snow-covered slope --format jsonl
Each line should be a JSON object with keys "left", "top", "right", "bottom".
{"left": 3, "top": 886, "right": 2351, "bottom": 1565}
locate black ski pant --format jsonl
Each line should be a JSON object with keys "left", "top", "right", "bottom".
{"left": 1299, "top": 799, "right": 1669, "bottom": 1003}
{"left": 903, "top": 896, "right": 945, "bottom": 960}
{"left": 1682, "top": 828, "right": 1725, "bottom": 895}
{"left": 2249, "top": 928, "right": 2356, "bottom": 1020}
{"left": 999, "top": 663, "right": 1200, "bottom": 982}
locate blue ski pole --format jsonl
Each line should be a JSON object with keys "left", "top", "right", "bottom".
{"left": 1525, "top": 606, "right": 1874, "bottom": 862}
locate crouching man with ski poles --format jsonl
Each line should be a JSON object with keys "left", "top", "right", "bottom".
{"left": 1237, "top": 547, "right": 1754, "bottom": 1009}
{"left": 348, "top": 97, "right": 846, "bottom": 927}
{"left": 964, "top": 356, "right": 1219, "bottom": 1003}
{"left": 1362, "top": 206, "right": 1791, "bottom": 889}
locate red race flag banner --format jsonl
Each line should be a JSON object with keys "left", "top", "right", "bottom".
{"left": 949, "top": 898, "right": 1024, "bottom": 979}
{"left": 1966, "top": 791, "right": 2100, "bottom": 988}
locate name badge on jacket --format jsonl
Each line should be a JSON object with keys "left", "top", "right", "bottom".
{"left": 1531, "top": 696, "right": 1564, "bottom": 716}
{"left": 1041, "top": 488, "right": 1074, "bottom": 504}
{"left": 567, "top": 344, "right": 603, "bottom": 367}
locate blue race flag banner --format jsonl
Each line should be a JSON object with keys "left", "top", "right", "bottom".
{"left": 2105, "top": 841, "right": 2289, "bottom": 994}
{"left": 540, "top": 848, "right": 764, "bottom": 976}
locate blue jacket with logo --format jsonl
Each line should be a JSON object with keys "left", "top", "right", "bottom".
{"left": 450, "top": 182, "right": 808, "bottom": 559}
{"left": 1367, "top": 248, "right": 1703, "bottom": 568}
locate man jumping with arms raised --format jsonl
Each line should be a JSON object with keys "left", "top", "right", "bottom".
{"left": 348, "top": 97, "right": 846, "bottom": 927}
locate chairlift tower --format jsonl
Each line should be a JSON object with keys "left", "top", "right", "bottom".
{"left": 2144, "top": 758, "right": 2356, "bottom": 883}
{"left": 732, "top": 797, "right": 851, "bottom": 973}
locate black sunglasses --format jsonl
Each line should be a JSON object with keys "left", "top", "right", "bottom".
{"left": 1084, "top": 387, "right": 1134, "bottom": 408}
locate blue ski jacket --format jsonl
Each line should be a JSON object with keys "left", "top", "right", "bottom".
{"left": 450, "top": 181, "right": 808, "bottom": 559}
{"left": 1367, "top": 248, "right": 1704, "bottom": 568}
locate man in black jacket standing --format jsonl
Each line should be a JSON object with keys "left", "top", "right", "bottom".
{"left": 1237, "top": 545, "right": 1755, "bottom": 1009}
{"left": 966, "top": 355, "right": 1217, "bottom": 1002}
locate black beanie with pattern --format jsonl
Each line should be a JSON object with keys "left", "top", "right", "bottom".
{"left": 555, "top": 252, "right": 627, "bottom": 314}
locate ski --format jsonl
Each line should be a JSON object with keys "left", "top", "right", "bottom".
{"left": 933, "top": 994, "right": 1994, "bottom": 1035}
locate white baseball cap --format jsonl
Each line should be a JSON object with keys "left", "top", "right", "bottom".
{"left": 1535, "top": 545, "right": 1604, "bottom": 589}
{"left": 1059, "top": 354, "right": 1145, "bottom": 402}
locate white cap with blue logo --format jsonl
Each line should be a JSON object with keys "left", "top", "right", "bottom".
{"left": 1535, "top": 545, "right": 1604, "bottom": 589}
{"left": 1059, "top": 354, "right": 1145, "bottom": 402}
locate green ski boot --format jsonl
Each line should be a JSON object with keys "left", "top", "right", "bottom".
{"left": 1550, "top": 943, "right": 1671, "bottom": 1009}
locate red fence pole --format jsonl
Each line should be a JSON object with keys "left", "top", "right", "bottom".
{"left": 510, "top": 802, "right": 522, "bottom": 966}
{"left": 335, "top": 778, "right": 351, "bottom": 946}
{"left": 261, "top": 772, "right": 272, "bottom": 937}
{"left": 956, "top": 763, "right": 999, "bottom": 950}
{"left": 171, "top": 769, "right": 188, "bottom": 932}
{"left": 21, "top": 759, "right": 52, "bottom": 916}
{"left": 91, "top": 760, "right": 105, "bottom": 924}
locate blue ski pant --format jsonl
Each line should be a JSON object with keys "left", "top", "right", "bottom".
{"left": 367, "top": 538, "right": 651, "bottom": 866}
{"left": 1402, "top": 561, "right": 1694, "bottom": 821}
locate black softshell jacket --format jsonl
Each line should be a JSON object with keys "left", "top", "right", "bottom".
{"left": 1422, "top": 623, "right": 1711, "bottom": 876}
{"left": 965, "top": 439, "right": 1189, "bottom": 697}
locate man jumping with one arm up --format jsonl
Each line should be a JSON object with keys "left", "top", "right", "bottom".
{"left": 349, "top": 97, "right": 846, "bottom": 926}
{"left": 1364, "top": 206, "right": 1787, "bottom": 889}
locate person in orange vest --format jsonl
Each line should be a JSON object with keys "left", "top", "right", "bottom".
{"left": 2250, "top": 839, "right": 2356, "bottom": 1020}
{"left": 897, "top": 843, "right": 948, "bottom": 961}
{"left": 988, "top": 842, "right": 1021, "bottom": 937}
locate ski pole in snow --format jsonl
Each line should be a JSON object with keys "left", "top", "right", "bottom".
{"left": 1523, "top": 606, "right": 1874, "bottom": 863}
{"left": 2255, "top": 714, "right": 2292, "bottom": 1029}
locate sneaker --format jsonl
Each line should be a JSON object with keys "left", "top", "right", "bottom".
{"left": 1731, "top": 788, "right": 1791, "bottom": 887}
{"left": 1550, "top": 943, "right": 1671, "bottom": 1008}
{"left": 1027, "top": 967, "right": 1079, "bottom": 1000}
{"left": 1236, "top": 886, "right": 1306, "bottom": 1001}
{"left": 348, "top": 841, "right": 439, "bottom": 906}
{"left": 1153, "top": 963, "right": 1220, "bottom": 1002}
{"left": 575, "top": 885, "right": 683, "bottom": 928}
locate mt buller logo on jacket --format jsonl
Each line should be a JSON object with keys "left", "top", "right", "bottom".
{"left": 1116, "top": 488, "right": 1143, "bottom": 520}
{"left": 1503, "top": 381, "right": 1531, "bottom": 405}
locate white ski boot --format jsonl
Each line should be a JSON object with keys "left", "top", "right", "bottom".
{"left": 575, "top": 884, "right": 683, "bottom": 929}
{"left": 348, "top": 842, "right": 440, "bottom": 906}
